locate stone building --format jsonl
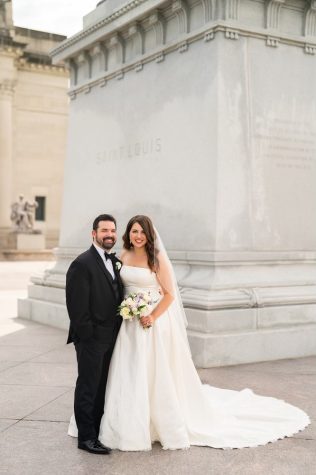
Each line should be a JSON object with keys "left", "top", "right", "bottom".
{"left": 0, "top": 0, "right": 68, "bottom": 250}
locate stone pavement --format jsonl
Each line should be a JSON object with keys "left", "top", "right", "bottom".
{"left": 0, "top": 262, "right": 315, "bottom": 475}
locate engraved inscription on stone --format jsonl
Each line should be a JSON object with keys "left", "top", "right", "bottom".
{"left": 96, "top": 137, "right": 162, "bottom": 164}
{"left": 255, "top": 119, "right": 316, "bottom": 171}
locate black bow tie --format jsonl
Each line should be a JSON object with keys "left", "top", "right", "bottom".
{"left": 104, "top": 252, "right": 116, "bottom": 261}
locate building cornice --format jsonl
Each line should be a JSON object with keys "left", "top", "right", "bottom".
{"left": 51, "top": 0, "right": 316, "bottom": 64}
{"left": 51, "top": 0, "right": 150, "bottom": 59}
{"left": 66, "top": 18, "right": 316, "bottom": 99}
{"left": 16, "top": 59, "right": 68, "bottom": 75}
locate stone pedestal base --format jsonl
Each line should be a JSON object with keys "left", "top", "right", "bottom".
{"left": 8, "top": 232, "right": 45, "bottom": 250}
{"left": 18, "top": 290, "right": 316, "bottom": 367}
{"left": 18, "top": 248, "right": 316, "bottom": 368}
{"left": 187, "top": 306, "right": 316, "bottom": 368}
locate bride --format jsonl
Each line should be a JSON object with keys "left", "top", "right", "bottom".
{"left": 69, "top": 215, "right": 310, "bottom": 450}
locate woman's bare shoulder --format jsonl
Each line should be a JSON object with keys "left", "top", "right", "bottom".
{"left": 119, "top": 249, "right": 131, "bottom": 262}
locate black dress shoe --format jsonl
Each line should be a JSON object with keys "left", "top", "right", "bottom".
{"left": 78, "top": 439, "right": 111, "bottom": 454}
{"left": 96, "top": 440, "right": 112, "bottom": 452}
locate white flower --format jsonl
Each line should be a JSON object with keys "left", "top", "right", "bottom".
{"left": 116, "top": 262, "right": 122, "bottom": 270}
{"left": 140, "top": 306, "right": 149, "bottom": 317}
{"left": 120, "top": 307, "right": 131, "bottom": 319}
{"left": 126, "top": 297, "right": 134, "bottom": 306}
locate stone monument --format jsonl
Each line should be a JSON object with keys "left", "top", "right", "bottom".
{"left": 19, "top": 0, "right": 316, "bottom": 367}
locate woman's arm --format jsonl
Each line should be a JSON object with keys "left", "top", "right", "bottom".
{"left": 140, "top": 255, "right": 174, "bottom": 328}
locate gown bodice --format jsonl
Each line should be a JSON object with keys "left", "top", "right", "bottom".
{"left": 120, "top": 265, "right": 161, "bottom": 300}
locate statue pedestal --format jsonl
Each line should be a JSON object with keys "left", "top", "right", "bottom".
{"left": 8, "top": 232, "right": 45, "bottom": 250}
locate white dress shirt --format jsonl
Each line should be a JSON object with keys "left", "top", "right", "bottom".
{"left": 93, "top": 243, "right": 115, "bottom": 279}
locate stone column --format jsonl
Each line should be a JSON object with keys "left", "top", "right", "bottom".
{"left": 0, "top": 79, "right": 14, "bottom": 231}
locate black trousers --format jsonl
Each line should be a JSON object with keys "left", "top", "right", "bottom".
{"left": 74, "top": 338, "right": 114, "bottom": 442}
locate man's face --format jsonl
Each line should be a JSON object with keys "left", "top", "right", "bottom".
{"left": 92, "top": 220, "right": 117, "bottom": 251}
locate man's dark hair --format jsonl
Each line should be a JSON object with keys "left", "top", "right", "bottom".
{"left": 93, "top": 214, "right": 116, "bottom": 231}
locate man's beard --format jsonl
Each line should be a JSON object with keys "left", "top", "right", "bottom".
{"left": 96, "top": 236, "right": 116, "bottom": 250}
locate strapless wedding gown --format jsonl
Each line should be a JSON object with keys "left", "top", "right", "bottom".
{"left": 68, "top": 265, "right": 310, "bottom": 450}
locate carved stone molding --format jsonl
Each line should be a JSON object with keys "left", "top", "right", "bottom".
{"left": 90, "top": 42, "right": 108, "bottom": 72}
{"left": 201, "top": 0, "right": 216, "bottom": 23}
{"left": 51, "top": 0, "right": 148, "bottom": 58}
{"left": 305, "top": 43, "right": 316, "bottom": 54}
{"left": 16, "top": 59, "right": 67, "bottom": 75}
{"left": 127, "top": 22, "right": 144, "bottom": 56}
{"left": 116, "top": 70, "right": 124, "bottom": 80}
{"left": 148, "top": 10, "right": 165, "bottom": 46}
{"left": 266, "top": 0, "right": 285, "bottom": 30}
{"left": 305, "top": 0, "right": 316, "bottom": 37}
{"left": 58, "top": 0, "right": 316, "bottom": 96}
{"left": 171, "top": 0, "right": 189, "bottom": 35}
{"left": 75, "top": 51, "right": 92, "bottom": 80}
{"left": 266, "top": 35, "right": 279, "bottom": 47}
{"left": 178, "top": 41, "right": 188, "bottom": 52}
{"left": 204, "top": 30, "right": 215, "bottom": 42}
{"left": 225, "top": 28, "right": 239, "bottom": 39}
{"left": 135, "top": 61, "right": 143, "bottom": 71}
{"left": 224, "top": 0, "right": 240, "bottom": 21}
{"left": 155, "top": 51, "right": 165, "bottom": 62}
{"left": 65, "top": 59, "right": 78, "bottom": 86}
{"left": 90, "top": 43, "right": 102, "bottom": 57}
{"left": 0, "top": 79, "right": 16, "bottom": 98}
{"left": 108, "top": 33, "right": 125, "bottom": 64}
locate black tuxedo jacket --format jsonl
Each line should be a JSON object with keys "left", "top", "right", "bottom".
{"left": 66, "top": 245, "right": 124, "bottom": 345}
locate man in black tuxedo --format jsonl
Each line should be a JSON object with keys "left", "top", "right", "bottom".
{"left": 66, "top": 214, "right": 123, "bottom": 454}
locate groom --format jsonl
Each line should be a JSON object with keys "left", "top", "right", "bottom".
{"left": 66, "top": 214, "right": 123, "bottom": 454}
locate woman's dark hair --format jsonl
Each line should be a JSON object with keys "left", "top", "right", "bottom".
{"left": 93, "top": 214, "right": 116, "bottom": 231}
{"left": 122, "top": 215, "right": 159, "bottom": 272}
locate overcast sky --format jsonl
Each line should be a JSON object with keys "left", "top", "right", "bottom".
{"left": 13, "top": 0, "right": 98, "bottom": 37}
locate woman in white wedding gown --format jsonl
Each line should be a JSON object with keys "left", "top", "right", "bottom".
{"left": 69, "top": 215, "right": 310, "bottom": 450}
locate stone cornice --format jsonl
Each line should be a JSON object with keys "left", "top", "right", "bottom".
{"left": 51, "top": 0, "right": 151, "bottom": 59}
{"left": 16, "top": 59, "right": 68, "bottom": 75}
{"left": 0, "top": 43, "right": 24, "bottom": 58}
{"left": 51, "top": 0, "right": 316, "bottom": 65}
{"left": 66, "top": 18, "right": 316, "bottom": 98}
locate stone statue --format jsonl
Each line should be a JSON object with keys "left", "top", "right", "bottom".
{"left": 25, "top": 199, "right": 39, "bottom": 229}
{"left": 10, "top": 194, "right": 38, "bottom": 232}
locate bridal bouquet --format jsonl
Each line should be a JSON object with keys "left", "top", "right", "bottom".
{"left": 118, "top": 291, "right": 156, "bottom": 328}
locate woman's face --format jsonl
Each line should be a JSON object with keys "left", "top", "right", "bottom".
{"left": 129, "top": 222, "right": 147, "bottom": 249}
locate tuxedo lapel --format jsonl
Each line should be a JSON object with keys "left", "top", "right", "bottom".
{"left": 113, "top": 257, "right": 124, "bottom": 300}
{"left": 89, "top": 245, "right": 117, "bottom": 296}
